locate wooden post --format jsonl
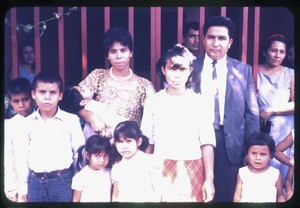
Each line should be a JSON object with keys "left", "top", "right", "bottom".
{"left": 81, "top": 7, "right": 88, "bottom": 78}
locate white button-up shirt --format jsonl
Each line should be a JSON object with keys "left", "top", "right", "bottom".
{"left": 201, "top": 53, "right": 228, "bottom": 125}
{"left": 19, "top": 108, "right": 85, "bottom": 194}
{"left": 4, "top": 114, "right": 32, "bottom": 195}
{"left": 26, "top": 108, "right": 85, "bottom": 172}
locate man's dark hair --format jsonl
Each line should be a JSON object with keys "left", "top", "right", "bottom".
{"left": 183, "top": 21, "right": 199, "bottom": 37}
{"left": 203, "top": 16, "right": 235, "bottom": 39}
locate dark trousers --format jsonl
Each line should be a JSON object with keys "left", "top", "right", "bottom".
{"left": 213, "top": 126, "right": 241, "bottom": 202}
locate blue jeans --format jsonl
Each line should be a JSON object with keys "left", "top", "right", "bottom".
{"left": 27, "top": 168, "right": 73, "bottom": 202}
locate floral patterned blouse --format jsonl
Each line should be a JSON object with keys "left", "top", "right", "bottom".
{"left": 79, "top": 69, "right": 156, "bottom": 125}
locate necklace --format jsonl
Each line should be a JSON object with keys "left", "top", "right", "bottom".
{"left": 109, "top": 67, "right": 133, "bottom": 82}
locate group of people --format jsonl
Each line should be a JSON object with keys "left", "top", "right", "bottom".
{"left": 4, "top": 15, "right": 294, "bottom": 204}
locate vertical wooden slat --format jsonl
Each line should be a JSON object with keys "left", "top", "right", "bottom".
{"left": 150, "top": 7, "right": 156, "bottom": 87}
{"left": 221, "top": 7, "right": 227, "bottom": 17}
{"left": 58, "top": 7, "right": 65, "bottom": 82}
{"left": 177, "top": 7, "right": 183, "bottom": 44}
{"left": 199, "top": 7, "right": 205, "bottom": 57}
{"left": 81, "top": 7, "right": 88, "bottom": 78}
{"left": 104, "top": 7, "right": 110, "bottom": 32}
{"left": 33, "top": 7, "right": 41, "bottom": 74}
{"left": 241, "top": 7, "right": 249, "bottom": 63}
{"left": 128, "top": 7, "right": 134, "bottom": 69}
{"left": 150, "top": 7, "right": 161, "bottom": 91}
{"left": 253, "top": 7, "right": 260, "bottom": 90}
{"left": 128, "top": 7, "right": 134, "bottom": 39}
{"left": 11, "top": 8, "right": 18, "bottom": 79}
{"left": 104, "top": 7, "right": 110, "bottom": 68}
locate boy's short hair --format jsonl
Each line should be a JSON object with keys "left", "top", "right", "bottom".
{"left": 59, "top": 86, "right": 84, "bottom": 114}
{"left": 243, "top": 132, "right": 276, "bottom": 158}
{"left": 32, "top": 71, "right": 63, "bottom": 92}
{"left": 7, "top": 78, "right": 32, "bottom": 99}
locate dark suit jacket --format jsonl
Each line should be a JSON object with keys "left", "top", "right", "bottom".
{"left": 193, "top": 56, "right": 260, "bottom": 165}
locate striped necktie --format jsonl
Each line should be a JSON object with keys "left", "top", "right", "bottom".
{"left": 212, "top": 60, "right": 220, "bottom": 130}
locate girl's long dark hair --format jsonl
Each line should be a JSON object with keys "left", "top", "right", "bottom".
{"left": 76, "top": 135, "right": 112, "bottom": 171}
{"left": 111, "top": 120, "right": 149, "bottom": 162}
{"left": 114, "top": 120, "right": 149, "bottom": 151}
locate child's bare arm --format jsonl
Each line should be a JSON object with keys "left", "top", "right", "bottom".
{"left": 78, "top": 108, "right": 106, "bottom": 133}
{"left": 72, "top": 190, "right": 82, "bottom": 202}
{"left": 112, "top": 182, "right": 119, "bottom": 202}
{"left": 276, "top": 173, "right": 286, "bottom": 202}
{"left": 274, "top": 132, "right": 293, "bottom": 166}
{"left": 233, "top": 173, "right": 242, "bottom": 202}
{"left": 285, "top": 166, "right": 294, "bottom": 200}
{"left": 201, "top": 144, "right": 215, "bottom": 202}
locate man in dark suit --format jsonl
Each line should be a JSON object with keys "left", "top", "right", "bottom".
{"left": 193, "top": 16, "right": 260, "bottom": 202}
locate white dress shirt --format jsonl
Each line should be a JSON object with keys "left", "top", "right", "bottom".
{"left": 4, "top": 114, "right": 31, "bottom": 195}
{"left": 26, "top": 108, "right": 85, "bottom": 172}
{"left": 18, "top": 108, "right": 85, "bottom": 194}
{"left": 201, "top": 53, "right": 228, "bottom": 125}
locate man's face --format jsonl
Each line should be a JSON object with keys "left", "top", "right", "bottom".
{"left": 202, "top": 26, "right": 233, "bottom": 60}
{"left": 183, "top": 29, "right": 200, "bottom": 53}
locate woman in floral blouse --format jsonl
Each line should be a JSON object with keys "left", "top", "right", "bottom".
{"left": 78, "top": 27, "right": 155, "bottom": 137}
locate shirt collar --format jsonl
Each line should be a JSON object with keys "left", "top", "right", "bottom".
{"left": 123, "top": 150, "right": 142, "bottom": 162}
{"left": 204, "top": 53, "right": 227, "bottom": 66}
{"left": 31, "top": 107, "right": 64, "bottom": 121}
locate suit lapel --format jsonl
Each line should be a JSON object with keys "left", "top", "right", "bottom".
{"left": 225, "top": 57, "right": 235, "bottom": 105}
{"left": 194, "top": 57, "right": 204, "bottom": 93}
{"left": 197, "top": 56, "right": 236, "bottom": 101}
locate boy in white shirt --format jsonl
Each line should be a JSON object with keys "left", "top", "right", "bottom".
{"left": 19, "top": 71, "right": 85, "bottom": 202}
{"left": 4, "top": 78, "right": 35, "bottom": 202}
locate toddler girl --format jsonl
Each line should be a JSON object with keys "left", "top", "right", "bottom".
{"left": 111, "top": 120, "right": 160, "bottom": 202}
{"left": 233, "top": 132, "right": 285, "bottom": 202}
{"left": 72, "top": 135, "right": 112, "bottom": 202}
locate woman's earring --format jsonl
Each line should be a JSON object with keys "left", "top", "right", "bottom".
{"left": 108, "top": 57, "right": 110, "bottom": 60}
{"left": 130, "top": 54, "right": 132, "bottom": 57}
